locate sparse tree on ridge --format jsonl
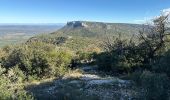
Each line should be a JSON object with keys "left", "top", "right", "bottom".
{"left": 138, "top": 14, "right": 170, "bottom": 66}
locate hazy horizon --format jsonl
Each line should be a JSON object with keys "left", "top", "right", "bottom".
{"left": 0, "top": 23, "right": 66, "bottom": 25}
{"left": 0, "top": 21, "right": 147, "bottom": 25}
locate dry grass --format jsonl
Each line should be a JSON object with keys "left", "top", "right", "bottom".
{"left": 62, "top": 69, "right": 84, "bottom": 79}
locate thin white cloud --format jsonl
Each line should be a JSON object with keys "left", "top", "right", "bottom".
{"left": 162, "top": 8, "right": 170, "bottom": 15}
{"left": 134, "top": 8, "right": 170, "bottom": 24}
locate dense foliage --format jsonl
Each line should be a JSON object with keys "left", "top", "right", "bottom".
{"left": 97, "top": 15, "right": 170, "bottom": 72}
{"left": 153, "top": 49, "right": 170, "bottom": 77}
{"left": 0, "top": 41, "right": 75, "bottom": 99}
{"left": 140, "top": 71, "right": 169, "bottom": 100}
{"left": 95, "top": 14, "right": 170, "bottom": 99}
{"left": 97, "top": 37, "right": 142, "bottom": 73}
{"left": 0, "top": 65, "right": 34, "bottom": 100}
{"left": 1, "top": 42, "right": 73, "bottom": 79}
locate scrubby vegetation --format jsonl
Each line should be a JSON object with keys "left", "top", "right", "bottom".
{"left": 1, "top": 42, "right": 73, "bottom": 79}
{"left": 95, "top": 14, "right": 170, "bottom": 99}
{"left": 0, "top": 41, "right": 75, "bottom": 99}
{"left": 140, "top": 71, "right": 169, "bottom": 100}
{"left": 0, "top": 12, "right": 170, "bottom": 100}
{"left": 0, "top": 65, "right": 34, "bottom": 100}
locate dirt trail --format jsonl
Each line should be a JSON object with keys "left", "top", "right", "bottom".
{"left": 26, "top": 65, "right": 137, "bottom": 100}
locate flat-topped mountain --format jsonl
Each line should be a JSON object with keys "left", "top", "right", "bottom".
{"left": 52, "top": 21, "right": 144, "bottom": 37}
{"left": 28, "top": 21, "right": 145, "bottom": 51}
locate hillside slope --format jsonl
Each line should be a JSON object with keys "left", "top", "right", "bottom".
{"left": 28, "top": 21, "right": 144, "bottom": 52}
{"left": 52, "top": 21, "right": 143, "bottom": 38}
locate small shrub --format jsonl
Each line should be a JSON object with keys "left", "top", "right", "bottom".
{"left": 129, "top": 71, "right": 143, "bottom": 86}
{"left": 140, "top": 71, "right": 169, "bottom": 100}
{"left": 7, "top": 65, "right": 26, "bottom": 83}
{"left": 153, "top": 50, "right": 170, "bottom": 77}
{"left": 96, "top": 37, "right": 142, "bottom": 73}
{"left": 0, "top": 74, "right": 33, "bottom": 100}
{"left": 14, "top": 90, "right": 34, "bottom": 100}
{"left": 76, "top": 51, "right": 94, "bottom": 63}
{"left": 96, "top": 52, "right": 112, "bottom": 71}
{"left": 0, "top": 76, "right": 11, "bottom": 100}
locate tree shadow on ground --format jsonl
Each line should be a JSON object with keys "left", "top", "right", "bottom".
{"left": 25, "top": 76, "right": 99, "bottom": 100}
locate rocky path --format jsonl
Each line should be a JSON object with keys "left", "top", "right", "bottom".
{"left": 26, "top": 65, "right": 138, "bottom": 100}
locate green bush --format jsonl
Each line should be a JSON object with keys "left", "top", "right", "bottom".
{"left": 129, "top": 71, "right": 143, "bottom": 86}
{"left": 140, "top": 71, "right": 169, "bottom": 100}
{"left": 1, "top": 41, "right": 73, "bottom": 79}
{"left": 96, "top": 37, "right": 142, "bottom": 73}
{"left": 75, "top": 51, "right": 95, "bottom": 64}
{"left": 153, "top": 50, "right": 170, "bottom": 77}
{"left": 7, "top": 65, "right": 26, "bottom": 83}
{"left": 0, "top": 72, "right": 33, "bottom": 100}
{"left": 14, "top": 90, "right": 34, "bottom": 100}
{"left": 96, "top": 52, "right": 112, "bottom": 71}
{"left": 0, "top": 75, "right": 11, "bottom": 100}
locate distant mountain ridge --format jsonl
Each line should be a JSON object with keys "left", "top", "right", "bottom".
{"left": 27, "top": 21, "right": 145, "bottom": 51}
{"left": 52, "top": 21, "right": 144, "bottom": 37}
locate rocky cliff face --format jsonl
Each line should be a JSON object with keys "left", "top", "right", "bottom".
{"left": 67, "top": 21, "right": 88, "bottom": 28}
{"left": 66, "top": 21, "right": 114, "bottom": 29}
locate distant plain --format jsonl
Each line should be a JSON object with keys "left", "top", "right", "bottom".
{"left": 0, "top": 24, "right": 63, "bottom": 47}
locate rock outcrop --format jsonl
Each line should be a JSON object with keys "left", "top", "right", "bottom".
{"left": 67, "top": 21, "right": 88, "bottom": 28}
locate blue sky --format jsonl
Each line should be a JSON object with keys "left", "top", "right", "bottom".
{"left": 0, "top": 0, "right": 170, "bottom": 24}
